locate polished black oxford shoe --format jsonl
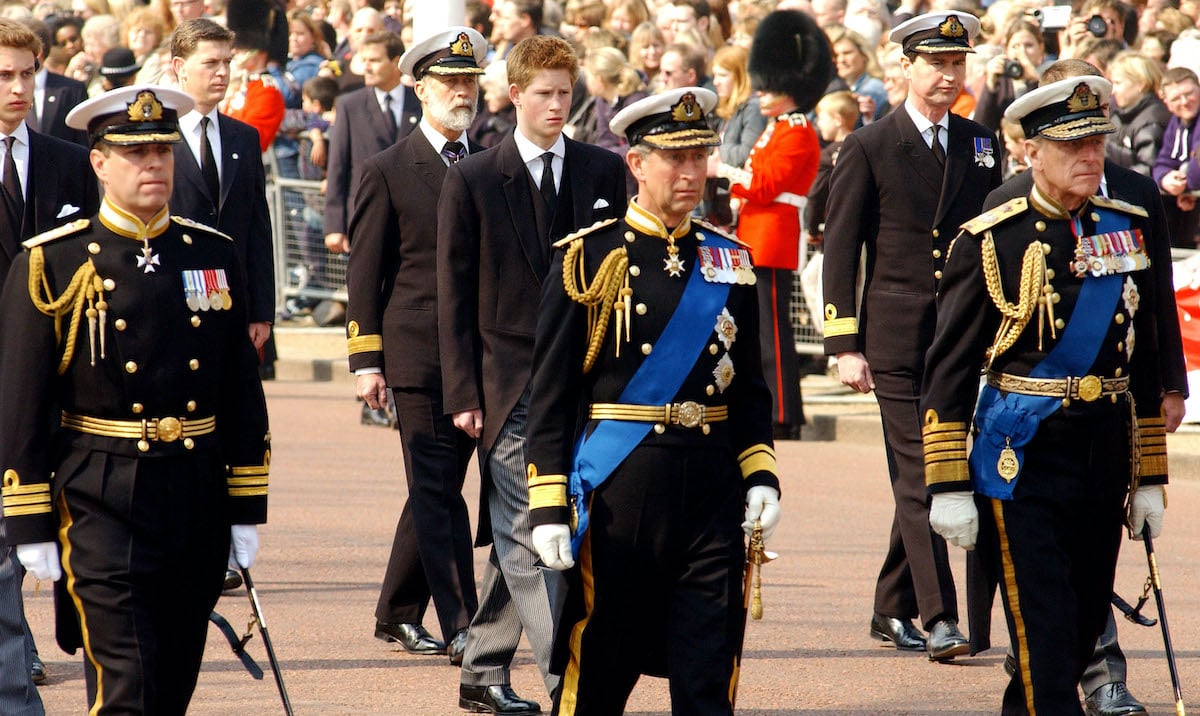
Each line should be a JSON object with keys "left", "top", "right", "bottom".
{"left": 31, "top": 653, "right": 46, "bottom": 685}
{"left": 222, "top": 569, "right": 243, "bottom": 591}
{"left": 1084, "top": 682, "right": 1148, "bottom": 716}
{"left": 926, "top": 618, "right": 970, "bottom": 662}
{"left": 869, "top": 613, "right": 926, "bottom": 651}
{"left": 375, "top": 621, "right": 446, "bottom": 654}
{"left": 459, "top": 684, "right": 541, "bottom": 715}
{"left": 447, "top": 628, "right": 468, "bottom": 666}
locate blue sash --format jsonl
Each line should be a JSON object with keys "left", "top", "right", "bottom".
{"left": 969, "top": 208, "right": 1127, "bottom": 499}
{"left": 567, "top": 237, "right": 734, "bottom": 556}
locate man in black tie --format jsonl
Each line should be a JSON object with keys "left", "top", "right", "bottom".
{"left": 21, "top": 19, "right": 88, "bottom": 146}
{"left": 323, "top": 31, "right": 420, "bottom": 255}
{"left": 344, "top": 26, "right": 488, "bottom": 667}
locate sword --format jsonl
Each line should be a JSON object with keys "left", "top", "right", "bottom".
{"left": 729, "top": 521, "right": 775, "bottom": 708}
{"left": 1110, "top": 591, "right": 1156, "bottom": 627}
{"left": 241, "top": 568, "right": 295, "bottom": 716}
{"left": 1142, "top": 526, "right": 1186, "bottom": 716}
{"left": 208, "top": 610, "right": 265, "bottom": 679}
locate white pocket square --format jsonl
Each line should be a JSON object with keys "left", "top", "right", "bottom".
{"left": 56, "top": 204, "right": 80, "bottom": 219}
{"left": 593, "top": 198, "right": 610, "bottom": 209}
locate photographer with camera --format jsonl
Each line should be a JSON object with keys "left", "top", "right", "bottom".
{"left": 1060, "top": 0, "right": 1128, "bottom": 59}
{"left": 974, "top": 18, "right": 1045, "bottom": 134}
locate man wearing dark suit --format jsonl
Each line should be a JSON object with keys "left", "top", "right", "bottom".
{"left": 22, "top": 19, "right": 88, "bottom": 147}
{"left": 169, "top": 20, "right": 275, "bottom": 347}
{"left": 822, "top": 11, "right": 1002, "bottom": 662}
{"left": 437, "top": 35, "right": 626, "bottom": 716}
{"left": 323, "top": 30, "right": 420, "bottom": 255}
{"left": 977, "top": 57, "right": 1184, "bottom": 716}
{"left": 345, "top": 26, "right": 488, "bottom": 667}
{"left": 0, "top": 19, "right": 98, "bottom": 711}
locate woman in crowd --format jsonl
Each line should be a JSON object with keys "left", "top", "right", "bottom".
{"left": 706, "top": 44, "right": 765, "bottom": 227}
{"left": 606, "top": 0, "right": 649, "bottom": 40}
{"left": 1107, "top": 50, "right": 1170, "bottom": 176}
{"left": 123, "top": 7, "right": 168, "bottom": 84}
{"left": 286, "top": 10, "right": 329, "bottom": 108}
{"left": 828, "top": 26, "right": 888, "bottom": 122}
{"left": 468, "top": 60, "right": 516, "bottom": 149}
{"left": 974, "top": 18, "right": 1045, "bottom": 133}
{"left": 573, "top": 46, "right": 647, "bottom": 196}
{"left": 628, "top": 21, "right": 664, "bottom": 86}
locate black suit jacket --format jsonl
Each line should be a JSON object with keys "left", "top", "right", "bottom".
{"left": 437, "top": 133, "right": 625, "bottom": 542}
{"left": 0, "top": 130, "right": 98, "bottom": 294}
{"left": 822, "top": 109, "right": 1003, "bottom": 375}
{"left": 346, "top": 130, "right": 448, "bottom": 388}
{"left": 323, "top": 85, "right": 421, "bottom": 237}
{"left": 171, "top": 113, "right": 276, "bottom": 324}
{"left": 38, "top": 73, "right": 88, "bottom": 146}
{"left": 984, "top": 161, "right": 1187, "bottom": 396}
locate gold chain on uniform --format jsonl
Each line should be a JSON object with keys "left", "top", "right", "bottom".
{"left": 562, "top": 239, "right": 631, "bottom": 373}
{"left": 981, "top": 233, "right": 1052, "bottom": 370}
{"left": 28, "top": 248, "right": 107, "bottom": 375}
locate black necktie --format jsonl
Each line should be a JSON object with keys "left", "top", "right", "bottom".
{"left": 442, "top": 140, "right": 466, "bottom": 164}
{"left": 3, "top": 136, "right": 24, "bottom": 220}
{"left": 199, "top": 116, "right": 220, "bottom": 206}
{"left": 931, "top": 124, "right": 946, "bottom": 167}
{"left": 383, "top": 93, "right": 397, "bottom": 139}
{"left": 539, "top": 151, "right": 556, "bottom": 207}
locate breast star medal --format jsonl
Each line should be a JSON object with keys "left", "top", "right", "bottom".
{"left": 664, "top": 241, "right": 685, "bottom": 277}
{"left": 997, "top": 437, "right": 1019, "bottom": 482}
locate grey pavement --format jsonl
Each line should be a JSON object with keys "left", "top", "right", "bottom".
{"left": 20, "top": 327, "right": 1200, "bottom": 714}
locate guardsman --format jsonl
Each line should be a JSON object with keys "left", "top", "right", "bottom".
{"left": 919, "top": 76, "right": 1168, "bottom": 714}
{"left": 821, "top": 10, "right": 1002, "bottom": 661}
{"left": 0, "top": 85, "right": 269, "bottom": 715}
{"left": 525, "top": 87, "right": 781, "bottom": 716}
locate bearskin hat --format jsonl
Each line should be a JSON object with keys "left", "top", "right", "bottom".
{"left": 748, "top": 10, "right": 834, "bottom": 114}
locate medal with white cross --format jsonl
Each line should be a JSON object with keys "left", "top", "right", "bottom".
{"left": 137, "top": 240, "right": 160, "bottom": 273}
{"left": 664, "top": 241, "right": 685, "bottom": 277}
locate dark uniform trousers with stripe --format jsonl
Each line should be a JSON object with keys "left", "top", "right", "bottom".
{"left": 0, "top": 211, "right": 269, "bottom": 715}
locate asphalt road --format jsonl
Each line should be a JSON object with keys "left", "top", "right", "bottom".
{"left": 22, "top": 380, "right": 1200, "bottom": 715}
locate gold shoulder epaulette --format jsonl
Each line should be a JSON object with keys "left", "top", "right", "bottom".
{"left": 1091, "top": 195, "right": 1149, "bottom": 218}
{"left": 960, "top": 197, "right": 1027, "bottom": 235}
{"left": 171, "top": 215, "right": 234, "bottom": 242}
{"left": 22, "top": 219, "right": 89, "bottom": 249}
{"left": 693, "top": 218, "right": 751, "bottom": 248}
{"left": 552, "top": 217, "right": 618, "bottom": 249}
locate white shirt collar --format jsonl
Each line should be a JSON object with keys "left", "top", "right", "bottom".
{"left": 513, "top": 127, "right": 564, "bottom": 166}
{"left": 374, "top": 84, "right": 403, "bottom": 109}
{"left": 1, "top": 121, "right": 30, "bottom": 146}
{"left": 418, "top": 119, "right": 467, "bottom": 161}
{"left": 179, "top": 107, "right": 220, "bottom": 135}
{"left": 904, "top": 98, "right": 949, "bottom": 138}
{"left": 35, "top": 67, "right": 46, "bottom": 91}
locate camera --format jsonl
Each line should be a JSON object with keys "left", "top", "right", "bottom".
{"left": 1087, "top": 14, "right": 1109, "bottom": 37}
{"left": 1003, "top": 59, "right": 1024, "bottom": 79}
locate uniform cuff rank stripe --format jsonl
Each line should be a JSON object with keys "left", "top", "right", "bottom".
{"left": 737, "top": 444, "right": 777, "bottom": 478}
{"left": 2, "top": 470, "right": 52, "bottom": 516}
{"left": 822, "top": 317, "right": 857, "bottom": 338}
{"left": 923, "top": 411, "right": 969, "bottom": 485}
{"left": 1137, "top": 417, "right": 1168, "bottom": 477}
{"left": 527, "top": 466, "right": 569, "bottom": 510}
{"left": 347, "top": 334, "right": 383, "bottom": 355}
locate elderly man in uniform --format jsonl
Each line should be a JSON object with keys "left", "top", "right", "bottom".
{"left": 920, "top": 75, "right": 1168, "bottom": 714}
{"left": 822, "top": 10, "right": 1003, "bottom": 661}
{"left": 0, "top": 84, "right": 269, "bottom": 715}
{"left": 525, "top": 86, "right": 782, "bottom": 716}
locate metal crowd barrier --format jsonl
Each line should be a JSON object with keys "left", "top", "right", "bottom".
{"left": 268, "top": 177, "right": 347, "bottom": 314}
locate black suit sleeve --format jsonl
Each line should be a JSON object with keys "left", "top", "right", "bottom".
{"left": 822, "top": 132, "right": 877, "bottom": 355}
{"left": 346, "top": 156, "right": 391, "bottom": 373}
{"left": 243, "top": 125, "right": 276, "bottom": 324}
{"left": 437, "top": 164, "right": 484, "bottom": 414}
{"left": 324, "top": 94, "right": 354, "bottom": 237}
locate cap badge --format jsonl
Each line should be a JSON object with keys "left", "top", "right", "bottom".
{"left": 1066, "top": 83, "right": 1100, "bottom": 112}
{"left": 670, "top": 92, "right": 701, "bottom": 122}
{"left": 938, "top": 15, "right": 965, "bottom": 38}
{"left": 127, "top": 90, "right": 164, "bottom": 123}
{"left": 450, "top": 32, "right": 473, "bottom": 57}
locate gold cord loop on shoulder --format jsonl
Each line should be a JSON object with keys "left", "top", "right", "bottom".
{"left": 28, "top": 248, "right": 106, "bottom": 374}
{"left": 562, "top": 239, "right": 629, "bottom": 373}
{"left": 982, "top": 234, "right": 1052, "bottom": 370}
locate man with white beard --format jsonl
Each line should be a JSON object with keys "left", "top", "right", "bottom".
{"left": 344, "top": 26, "right": 487, "bottom": 667}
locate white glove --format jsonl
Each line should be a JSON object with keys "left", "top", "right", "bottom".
{"left": 16, "top": 542, "right": 62, "bottom": 582}
{"left": 1128, "top": 485, "right": 1165, "bottom": 540}
{"left": 929, "top": 491, "right": 978, "bottom": 550}
{"left": 228, "top": 524, "right": 259, "bottom": 569}
{"left": 531, "top": 523, "right": 574, "bottom": 570}
{"left": 743, "top": 486, "right": 781, "bottom": 544}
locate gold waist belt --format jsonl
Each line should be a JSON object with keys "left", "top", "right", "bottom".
{"left": 986, "top": 372, "right": 1129, "bottom": 402}
{"left": 589, "top": 401, "right": 728, "bottom": 429}
{"left": 62, "top": 412, "right": 217, "bottom": 444}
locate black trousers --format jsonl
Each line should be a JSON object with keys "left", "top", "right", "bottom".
{"left": 872, "top": 371, "right": 958, "bottom": 627}
{"left": 376, "top": 387, "right": 477, "bottom": 640}
{"left": 982, "top": 408, "right": 1129, "bottom": 715}
{"left": 553, "top": 444, "right": 745, "bottom": 716}
{"left": 755, "top": 267, "right": 803, "bottom": 429}
{"left": 57, "top": 450, "right": 229, "bottom": 715}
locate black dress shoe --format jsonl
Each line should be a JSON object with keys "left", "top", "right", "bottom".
{"left": 447, "top": 628, "right": 468, "bottom": 666}
{"left": 459, "top": 684, "right": 541, "bottom": 715}
{"left": 869, "top": 613, "right": 926, "bottom": 651}
{"left": 360, "top": 403, "right": 395, "bottom": 428}
{"left": 1084, "top": 682, "right": 1147, "bottom": 716}
{"left": 1003, "top": 651, "right": 1016, "bottom": 677}
{"left": 926, "top": 618, "right": 969, "bottom": 662}
{"left": 223, "top": 569, "right": 243, "bottom": 591}
{"left": 375, "top": 621, "right": 446, "bottom": 654}
{"left": 31, "top": 653, "right": 45, "bottom": 685}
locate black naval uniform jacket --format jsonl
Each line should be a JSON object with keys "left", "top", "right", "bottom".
{"left": 822, "top": 110, "right": 1003, "bottom": 372}
{"left": 525, "top": 203, "right": 780, "bottom": 529}
{"left": 0, "top": 205, "right": 270, "bottom": 546}
{"left": 920, "top": 186, "right": 1167, "bottom": 496}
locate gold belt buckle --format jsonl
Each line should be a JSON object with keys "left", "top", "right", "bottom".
{"left": 156, "top": 417, "right": 183, "bottom": 442}
{"left": 675, "top": 401, "right": 703, "bottom": 429}
{"left": 1076, "top": 375, "right": 1103, "bottom": 402}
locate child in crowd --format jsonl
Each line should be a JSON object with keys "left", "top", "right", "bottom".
{"left": 1000, "top": 116, "right": 1028, "bottom": 180}
{"left": 299, "top": 75, "right": 338, "bottom": 180}
{"left": 806, "top": 90, "right": 858, "bottom": 246}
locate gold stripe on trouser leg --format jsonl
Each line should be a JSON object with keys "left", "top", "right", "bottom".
{"left": 558, "top": 527, "right": 594, "bottom": 716}
{"left": 991, "top": 498, "right": 1036, "bottom": 716}
{"left": 58, "top": 493, "right": 105, "bottom": 716}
